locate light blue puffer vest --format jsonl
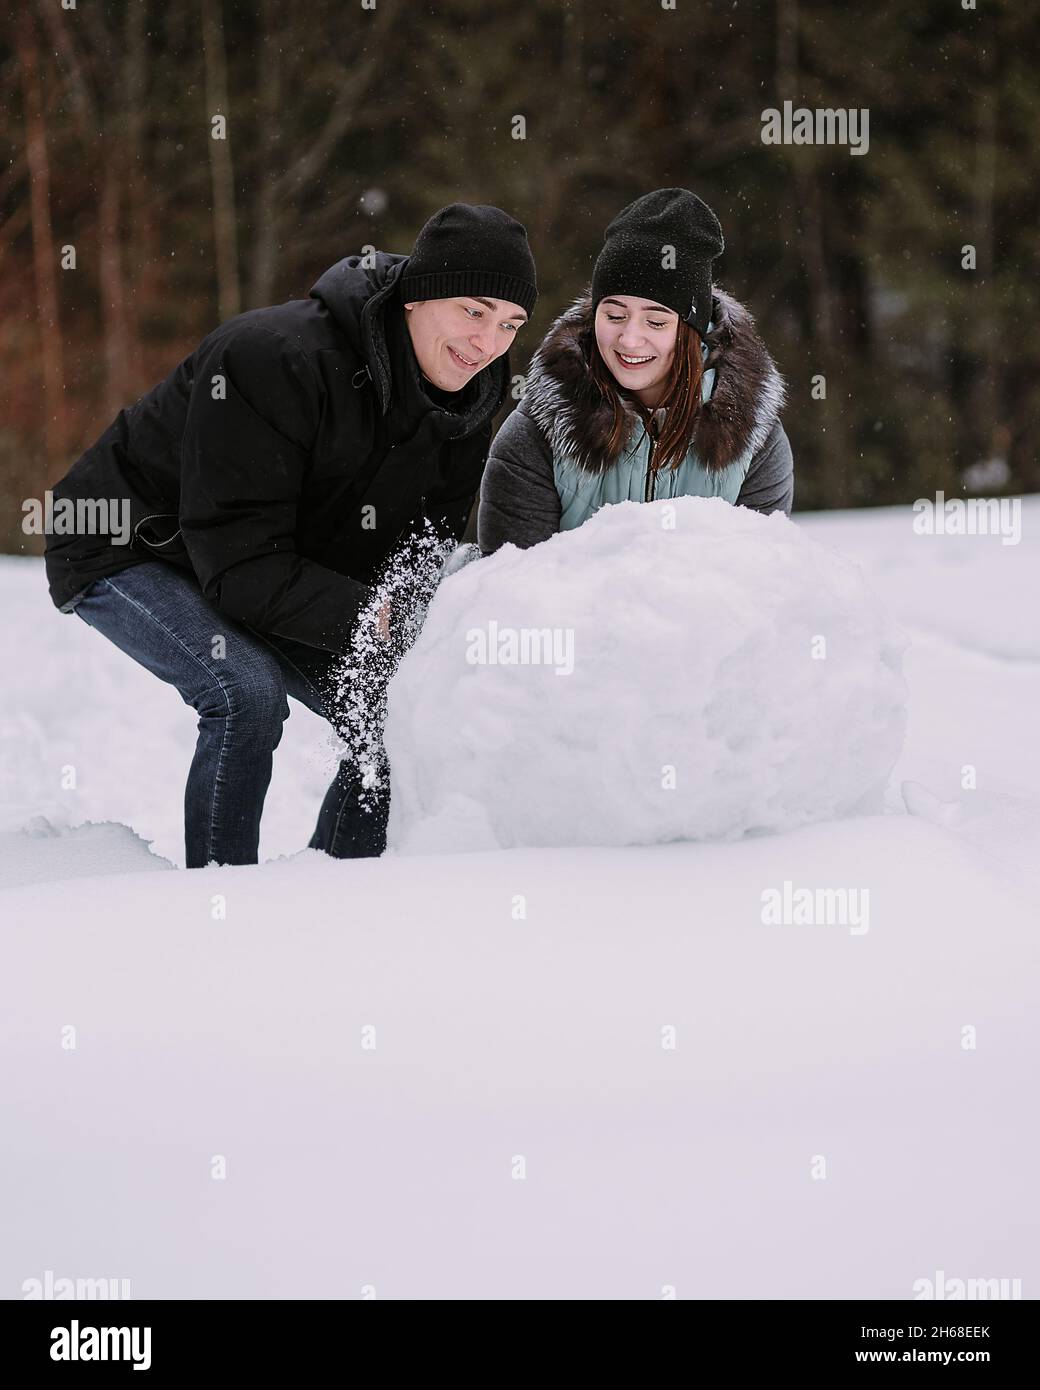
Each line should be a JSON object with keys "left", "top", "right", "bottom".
{"left": 552, "top": 323, "right": 751, "bottom": 531}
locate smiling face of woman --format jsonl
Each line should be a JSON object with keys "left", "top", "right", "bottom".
{"left": 403, "top": 295, "right": 528, "bottom": 392}
{"left": 594, "top": 295, "right": 680, "bottom": 408}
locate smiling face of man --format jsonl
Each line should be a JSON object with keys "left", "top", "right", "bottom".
{"left": 402, "top": 295, "right": 528, "bottom": 392}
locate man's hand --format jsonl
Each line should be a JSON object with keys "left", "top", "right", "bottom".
{"left": 375, "top": 598, "right": 392, "bottom": 641}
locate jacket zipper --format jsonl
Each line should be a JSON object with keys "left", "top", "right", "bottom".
{"left": 643, "top": 427, "right": 657, "bottom": 503}
{"left": 391, "top": 493, "right": 427, "bottom": 548}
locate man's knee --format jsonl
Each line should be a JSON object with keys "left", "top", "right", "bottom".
{"left": 194, "top": 643, "right": 290, "bottom": 742}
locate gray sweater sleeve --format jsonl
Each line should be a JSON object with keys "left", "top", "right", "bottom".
{"left": 477, "top": 403, "right": 561, "bottom": 555}
{"left": 735, "top": 416, "right": 794, "bottom": 516}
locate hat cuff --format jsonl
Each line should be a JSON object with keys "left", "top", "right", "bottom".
{"left": 397, "top": 269, "right": 537, "bottom": 317}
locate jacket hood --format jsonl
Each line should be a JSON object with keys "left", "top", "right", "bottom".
{"left": 309, "top": 249, "right": 407, "bottom": 338}
{"left": 309, "top": 250, "right": 509, "bottom": 435}
{"left": 520, "top": 285, "right": 786, "bottom": 473}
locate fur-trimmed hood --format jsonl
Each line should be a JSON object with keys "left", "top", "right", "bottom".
{"left": 521, "top": 286, "right": 786, "bottom": 473}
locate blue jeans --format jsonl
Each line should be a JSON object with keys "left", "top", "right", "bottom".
{"left": 70, "top": 561, "right": 389, "bottom": 867}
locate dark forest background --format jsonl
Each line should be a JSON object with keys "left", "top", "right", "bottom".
{"left": 2, "top": 0, "right": 1037, "bottom": 555}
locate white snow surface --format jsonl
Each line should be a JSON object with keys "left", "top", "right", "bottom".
{"left": 1, "top": 499, "right": 1039, "bottom": 1299}
{"left": 385, "top": 498, "right": 909, "bottom": 853}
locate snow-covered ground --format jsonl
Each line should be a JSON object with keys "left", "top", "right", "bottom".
{"left": 2, "top": 500, "right": 1038, "bottom": 1299}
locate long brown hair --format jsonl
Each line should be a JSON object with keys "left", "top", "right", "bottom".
{"left": 586, "top": 315, "right": 705, "bottom": 473}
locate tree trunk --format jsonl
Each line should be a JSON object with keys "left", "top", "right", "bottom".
{"left": 98, "top": 141, "right": 132, "bottom": 419}
{"left": 17, "top": 13, "right": 65, "bottom": 464}
{"left": 122, "top": 0, "right": 148, "bottom": 393}
{"left": 776, "top": 0, "right": 848, "bottom": 508}
{"left": 202, "top": 0, "right": 241, "bottom": 321}
{"left": 248, "top": 0, "right": 282, "bottom": 308}
{"left": 969, "top": 45, "right": 999, "bottom": 469}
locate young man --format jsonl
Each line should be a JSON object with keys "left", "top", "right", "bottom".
{"left": 44, "top": 204, "right": 537, "bottom": 867}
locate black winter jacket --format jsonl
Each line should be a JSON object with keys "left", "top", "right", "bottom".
{"left": 44, "top": 252, "right": 510, "bottom": 653}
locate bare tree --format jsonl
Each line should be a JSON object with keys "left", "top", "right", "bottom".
{"left": 15, "top": 10, "right": 65, "bottom": 463}
{"left": 34, "top": 0, "right": 135, "bottom": 417}
{"left": 247, "top": 0, "right": 282, "bottom": 308}
{"left": 201, "top": 0, "right": 240, "bottom": 320}
{"left": 775, "top": 0, "right": 848, "bottom": 508}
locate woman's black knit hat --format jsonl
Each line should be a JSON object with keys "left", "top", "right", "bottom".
{"left": 398, "top": 203, "right": 538, "bottom": 317}
{"left": 591, "top": 188, "right": 724, "bottom": 336}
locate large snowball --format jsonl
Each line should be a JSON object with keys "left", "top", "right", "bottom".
{"left": 384, "top": 498, "right": 908, "bottom": 855}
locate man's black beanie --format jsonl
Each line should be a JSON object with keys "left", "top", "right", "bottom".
{"left": 398, "top": 203, "right": 538, "bottom": 317}
{"left": 591, "top": 188, "right": 724, "bottom": 336}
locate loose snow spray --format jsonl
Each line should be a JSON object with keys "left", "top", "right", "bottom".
{"left": 383, "top": 497, "right": 910, "bottom": 854}
{"left": 325, "top": 520, "right": 454, "bottom": 810}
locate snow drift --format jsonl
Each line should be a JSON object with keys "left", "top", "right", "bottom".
{"left": 3, "top": 502, "right": 1039, "bottom": 1299}
{"left": 385, "top": 497, "right": 909, "bottom": 854}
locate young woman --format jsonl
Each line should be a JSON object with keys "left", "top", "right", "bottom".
{"left": 477, "top": 187, "right": 793, "bottom": 553}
